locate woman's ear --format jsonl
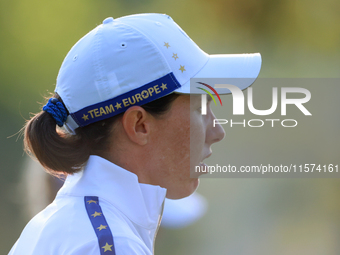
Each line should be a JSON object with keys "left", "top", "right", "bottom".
{"left": 121, "top": 106, "right": 151, "bottom": 146}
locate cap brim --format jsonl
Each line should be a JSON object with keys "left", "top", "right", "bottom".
{"left": 176, "top": 53, "right": 262, "bottom": 94}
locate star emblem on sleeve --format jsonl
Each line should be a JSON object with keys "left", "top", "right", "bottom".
{"left": 97, "top": 224, "right": 108, "bottom": 231}
{"left": 82, "top": 114, "right": 89, "bottom": 121}
{"left": 164, "top": 42, "right": 170, "bottom": 48}
{"left": 102, "top": 242, "right": 113, "bottom": 252}
{"left": 91, "top": 211, "right": 102, "bottom": 218}
{"left": 172, "top": 53, "right": 178, "bottom": 60}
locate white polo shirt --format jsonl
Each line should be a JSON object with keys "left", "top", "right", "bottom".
{"left": 9, "top": 155, "right": 166, "bottom": 255}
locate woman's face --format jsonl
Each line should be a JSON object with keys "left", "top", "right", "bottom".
{"left": 148, "top": 94, "right": 225, "bottom": 199}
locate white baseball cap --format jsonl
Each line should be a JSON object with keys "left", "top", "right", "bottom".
{"left": 55, "top": 13, "right": 261, "bottom": 132}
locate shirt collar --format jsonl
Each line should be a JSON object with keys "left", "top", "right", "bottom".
{"left": 57, "top": 155, "right": 167, "bottom": 229}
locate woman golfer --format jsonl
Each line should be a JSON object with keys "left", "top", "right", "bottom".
{"left": 9, "top": 13, "right": 261, "bottom": 255}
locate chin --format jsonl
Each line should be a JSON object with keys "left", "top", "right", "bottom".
{"left": 166, "top": 178, "right": 200, "bottom": 199}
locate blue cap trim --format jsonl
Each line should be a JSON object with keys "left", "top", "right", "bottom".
{"left": 72, "top": 72, "right": 181, "bottom": 127}
{"left": 84, "top": 196, "right": 116, "bottom": 255}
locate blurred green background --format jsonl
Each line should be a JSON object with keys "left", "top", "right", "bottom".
{"left": 1, "top": 0, "right": 339, "bottom": 254}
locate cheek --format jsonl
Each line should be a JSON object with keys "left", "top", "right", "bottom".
{"left": 190, "top": 114, "right": 206, "bottom": 161}
{"left": 174, "top": 121, "right": 191, "bottom": 163}
{"left": 191, "top": 111, "right": 206, "bottom": 141}
{"left": 166, "top": 117, "right": 194, "bottom": 174}
{"left": 156, "top": 117, "right": 191, "bottom": 165}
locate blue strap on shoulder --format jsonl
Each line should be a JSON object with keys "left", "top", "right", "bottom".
{"left": 84, "top": 196, "right": 116, "bottom": 255}
{"left": 43, "top": 98, "right": 68, "bottom": 127}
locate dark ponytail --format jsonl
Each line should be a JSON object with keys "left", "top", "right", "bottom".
{"left": 24, "top": 93, "right": 180, "bottom": 176}
{"left": 24, "top": 110, "right": 88, "bottom": 175}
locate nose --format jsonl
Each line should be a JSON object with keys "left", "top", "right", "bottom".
{"left": 205, "top": 108, "right": 225, "bottom": 145}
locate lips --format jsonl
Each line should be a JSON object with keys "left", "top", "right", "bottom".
{"left": 200, "top": 153, "right": 212, "bottom": 173}
{"left": 201, "top": 153, "right": 212, "bottom": 164}
{"left": 190, "top": 154, "right": 211, "bottom": 177}
{"left": 199, "top": 161, "right": 208, "bottom": 168}
{"left": 190, "top": 151, "right": 213, "bottom": 178}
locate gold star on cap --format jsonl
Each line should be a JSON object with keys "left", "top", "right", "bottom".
{"left": 97, "top": 224, "right": 108, "bottom": 231}
{"left": 87, "top": 200, "right": 97, "bottom": 204}
{"left": 164, "top": 42, "right": 170, "bottom": 49}
{"left": 102, "top": 242, "right": 113, "bottom": 252}
{"left": 82, "top": 114, "right": 89, "bottom": 121}
{"left": 161, "top": 83, "right": 167, "bottom": 90}
{"left": 91, "top": 211, "right": 102, "bottom": 218}
{"left": 172, "top": 53, "right": 178, "bottom": 60}
{"left": 115, "top": 102, "right": 122, "bottom": 110}
{"left": 179, "top": 65, "right": 186, "bottom": 73}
